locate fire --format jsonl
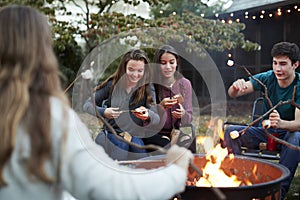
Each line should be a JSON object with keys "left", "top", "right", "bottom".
{"left": 197, "top": 118, "right": 225, "bottom": 153}
{"left": 196, "top": 136, "right": 214, "bottom": 153}
{"left": 193, "top": 118, "right": 256, "bottom": 187}
{"left": 206, "top": 118, "right": 224, "bottom": 141}
{"left": 195, "top": 144, "right": 242, "bottom": 187}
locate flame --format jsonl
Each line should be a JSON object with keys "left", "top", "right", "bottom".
{"left": 193, "top": 118, "right": 257, "bottom": 187}
{"left": 252, "top": 164, "right": 258, "bottom": 183}
{"left": 216, "top": 119, "right": 224, "bottom": 141}
{"left": 196, "top": 136, "right": 214, "bottom": 153}
{"left": 242, "top": 164, "right": 258, "bottom": 186}
{"left": 197, "top": 118, "right": 225, "bottom": 153}
{"left": 196, "top": 144, "right": 242, "bottom": 187}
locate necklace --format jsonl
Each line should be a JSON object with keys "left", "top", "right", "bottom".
{"left": 164, "top": 78, "right": 176, "bottom": 88}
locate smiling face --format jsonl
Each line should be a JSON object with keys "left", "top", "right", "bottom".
{"left": 126, "top": 59, "right": 145, "bottom": 86}
{"left": 160, "top": 52, "right": 177, "bottom": 80}
{"left": 272, "top": 55, "right": 298, "bottom": 86}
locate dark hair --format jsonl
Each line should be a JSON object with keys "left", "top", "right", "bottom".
{"left": 271, "top": 42, "right": 300, "bottom": 65}
{"left": 153, "top": 45, "right": 182, "bottom": 82}
{"left": 152, "top": 45, "right": 183, "bottom": 102}
{"left": 95, "top": 49, "right": 153, "bottom": 105}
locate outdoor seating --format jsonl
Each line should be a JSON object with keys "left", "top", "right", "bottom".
{"left": 179, "top": 123, "right": 196, "bottom": 153}
{"left": 224, "top": 97, "right": 280, "bottom": 160}
{"left": 100, "top": 99, "right": 196, "bottom": 153}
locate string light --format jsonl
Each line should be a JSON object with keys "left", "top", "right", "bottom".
{"left": 214, "top": 3, "right": 299, "bottom": 24}
{"left": 277, "top": 8, "right": 282, "bottom": 16}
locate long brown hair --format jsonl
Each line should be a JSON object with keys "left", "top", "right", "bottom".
{"left": 0, "top": 5, "right": 68, "bottom": 186}
{"left": 153, "top": 45, "right": 182, "bottom": 102}
{"left": 95, "top": 49, "right": 153, "bottom": 105}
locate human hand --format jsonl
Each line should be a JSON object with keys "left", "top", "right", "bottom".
{"left": 232, "top": 79, "right": 248, "bottom": 93}
{"left": 269, "top": 109, "right": 281, "bottom": 129}
{"left": 172, "top": 103, "right": 185, "bottom": 119}
{"left": 165, "top": 145, "right": 194, "bottom": 171}
{"left": 132, "top": 106, "right": 149, "bottom": 121}
{"left": 160, "top": 97, "right": 178, "bottom": 108}
{"left": 104, "top": 107, "right": 121, "bottom": 119}
{"left": 173, "top": 94, "right": 184, "bottom": 104}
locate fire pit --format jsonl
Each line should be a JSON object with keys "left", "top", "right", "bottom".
{"left": 133, "top": 154, "right": 290, "bottom": 200}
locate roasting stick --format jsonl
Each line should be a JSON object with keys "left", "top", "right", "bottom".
{"left": 117, "top": 131, "right": 226, "bottom": 199}
{"left": 86, "top": 82, "right": 226, "bottom": 200}
{"left": 169, "top": 135, "right": 226, "bottom": 200}
{"left": 229, "top": 63, "right": 300, "bottom": 152}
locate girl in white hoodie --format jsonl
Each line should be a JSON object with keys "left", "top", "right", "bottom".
{"left": 0, "top": 4, "right": 193, "bottom": 200}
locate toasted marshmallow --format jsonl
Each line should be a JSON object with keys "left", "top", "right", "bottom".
{"left": 230, "top": 130, "right": 240, "bottom": 139}
{"left": 262, "top": 119, "right": 271, "bottom": 129}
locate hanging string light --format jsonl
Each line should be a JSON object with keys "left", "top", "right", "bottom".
{"left": 216, "top": 3, "right": 300, "bottom": 24}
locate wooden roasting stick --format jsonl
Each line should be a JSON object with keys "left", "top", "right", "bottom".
{"left": 117, "top": 129, "right": 226, "bottom": 200}
{"left": 170, "top": 131, "right": 226, "bottom": 200}
{"left": 89, "top": 86, "right": 226, "bottom": 200}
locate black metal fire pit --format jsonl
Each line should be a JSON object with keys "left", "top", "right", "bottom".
{"left": 133, "top": 154, "right": 290, "bottom": 200}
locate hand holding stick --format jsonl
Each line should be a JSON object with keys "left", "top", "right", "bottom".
{"left": 230, "top": 100, "right": 292, "bottom": 139}
{"left": 83, "top": 78, "right": 226, "bottom": 200}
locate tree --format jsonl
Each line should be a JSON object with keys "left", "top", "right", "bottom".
{"left": 150, "top": 0, "right": 228, "bottom": 18}
{"left": 0, "top": 0, "right": 84, "bottom": 88}
{"left": 52, "top": 0, "right": 259, "bottom": 53}
{"left": 0, "top": 0, "right": 260, "bottom": 85}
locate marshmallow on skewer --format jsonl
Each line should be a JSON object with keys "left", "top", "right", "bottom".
{"left": 230, "top": 130, "right": 240, "bottom": 139}
{"left": 81, "top": 69, "right": 93, "bottom": 80}
{"left": 262, "top": 119, "right": 271, "bottom": 129}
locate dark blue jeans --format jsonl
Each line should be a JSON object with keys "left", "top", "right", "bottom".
{"left": 95, "top": 130, "right": 147, "bottom": 161}
{"left": 224, "top": 125, "right": 300, "bottom": 199}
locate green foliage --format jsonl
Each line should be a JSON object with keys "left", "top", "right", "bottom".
{"left": 0, "top": 0, "right": 84, "bottom": 87}
{"left": 0, "top": 0, "right": 260, "bottom": 87}
{"left": 150, "top": 0, "right": 226, "bottom": 18}
{"left": 87, "top": 10, "right": 259, "bottom": 55}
